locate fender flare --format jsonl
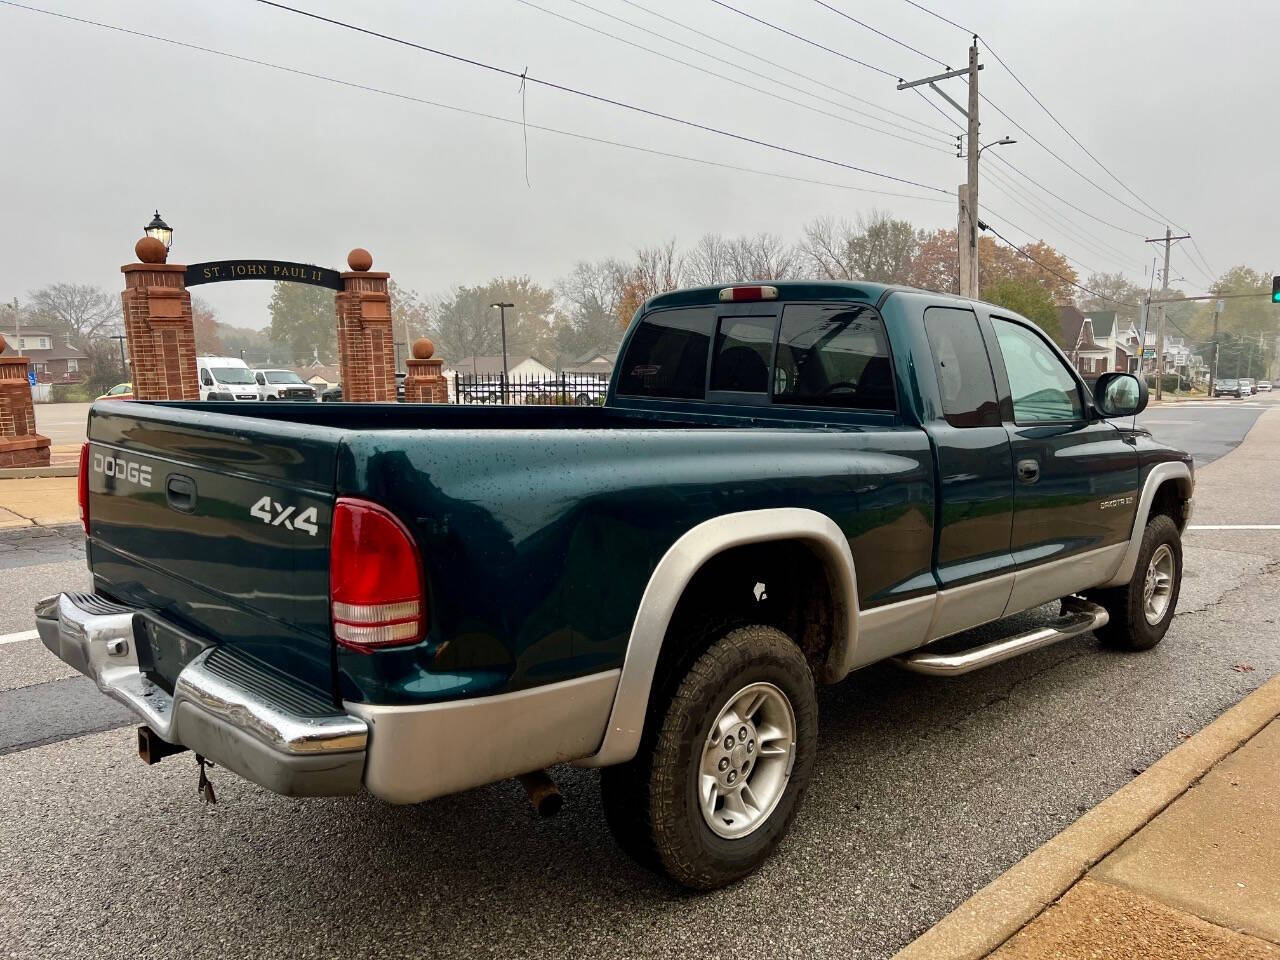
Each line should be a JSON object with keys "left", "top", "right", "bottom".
{"left": 580, "top": 507, "right": 858, "bottom": 768}
{"left": 1100, "top": 461, "right": 1193, "bottom": 588}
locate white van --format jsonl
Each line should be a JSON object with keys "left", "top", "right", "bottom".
{"left": 254, "top": 368, "right": 317, "bottom": 401}
{"left": 196, "top": 356, "right": 259, "bottom": 402}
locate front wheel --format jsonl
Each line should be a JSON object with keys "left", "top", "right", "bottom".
{"left": 1091, "top": 513, "right": 1183, "bottom": 651}
{"left": 600, "top": 625, "right": 817, "bottom": 890}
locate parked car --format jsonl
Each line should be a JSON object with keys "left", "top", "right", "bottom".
{"left": 254, "top": 369, "right": 317, "bottom": 401}
{"left": 1213, "top": 378, "right": 1243, "bottom": 398}
{"left": 197, "top": 355, "right": 259, "bottom": 402}
{"left": 1257, "top": 380, "right": 1272, "bottom": 392}
{"left": 38, "top": 281, "right": 1193, "bottom": 890}
{"left": 319, "top": 373, "right": 406, "bottom": 403}
{"left": 95, "top": 382, "right": 132, "bottom": 401}
{"left": 1241, "top": 377, "right": 1257, "bottom": 395}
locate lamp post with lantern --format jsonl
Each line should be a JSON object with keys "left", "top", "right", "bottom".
{"left": 144, "top": 210, "right": 173, "bottom": 252}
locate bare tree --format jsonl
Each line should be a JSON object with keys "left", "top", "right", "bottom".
{"left": 27, "top": 283, "right": 121, "bottom": 344}
{"left": 799, "top": 211, "right": 919, "bottom": 284}
{"left": 685, "top": 233, "right": 800, "bottom": 285}
{"left": 554, "top": 259, "right": 627, "bottom": 358}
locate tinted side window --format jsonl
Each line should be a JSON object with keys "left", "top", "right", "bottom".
{"left": 991, "top": 317, "right": 1084, "bottom": 423}
{"left": 616, "top": 308, "right": 713, "bottom": 399}
{"left": 923, "top": 306, "right": 1000, "bottom": 427}
{"left": 773, "top": 304, "right": 894, "bottom": 410}
{"left": 710, "top": 316, "right": 776, "bottom": 393}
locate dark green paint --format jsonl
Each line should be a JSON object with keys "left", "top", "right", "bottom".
{"left": 84, "top": 282, "right": 1189, "bottom": 710}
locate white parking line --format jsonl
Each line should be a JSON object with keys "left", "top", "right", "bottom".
{"left": 1188, "top": 524, "right": 1280, "bottom": 530}
{"left": 0, "top": 629, "right": 39, "bottom": 645}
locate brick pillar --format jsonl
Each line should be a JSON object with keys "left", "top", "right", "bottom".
{"left": 0, "top": 335, "right": 51, "bottom": 468}
{"left": 120, "top": 237, "right": 198, "bottom": 401}
{"left": 335, "top": 248, "right": 396, "bottom": 402}
{"left": 403, "top": 338, "right": 448, "bottom": 403}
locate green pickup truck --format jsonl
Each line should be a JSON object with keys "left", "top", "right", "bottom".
{"left": 36, "top": 281, "right": 1192, "bottom": 889}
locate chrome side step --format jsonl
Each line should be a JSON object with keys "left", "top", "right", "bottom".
{"left": 893, "top": 599, "right": 1109, "bottom": 677}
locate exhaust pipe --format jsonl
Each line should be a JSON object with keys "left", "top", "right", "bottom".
{"left": 137, "top": 725, "right": 188, "bottom": 765}
{"left": 517, "top": 770, "right": 563, "bottom": 817}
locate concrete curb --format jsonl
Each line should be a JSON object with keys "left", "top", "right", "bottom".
{"left": 891, "top": 672, "right": 1280, "bottom": 960}
{"left": 0, "top": 466, "right": 78, "bottom": 479}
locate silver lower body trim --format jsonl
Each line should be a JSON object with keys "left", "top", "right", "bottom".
{"left": 34, "top": 593, "right": 368, "bottom": 796}
{"left": 350, "top": 669, "right": 620, "bottom": 804}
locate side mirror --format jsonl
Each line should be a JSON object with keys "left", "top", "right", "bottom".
{"left": 1094, "top": 371, "right": 1147, "bottom": 418}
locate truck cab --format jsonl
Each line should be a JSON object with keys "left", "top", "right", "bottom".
{"left": 196, "top": 356, "right": 259, "bottom": 401}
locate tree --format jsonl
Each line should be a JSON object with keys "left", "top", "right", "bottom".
{"left": 219, "top": 324, "right": 286, "bottom": 366}
{"left": 799, "top": 211, "right": 918, "bottom": 283}
{"left": 984, "top": 276, "right": 1064, "bottom": 343}
{"left": 906, "top": 229, "right": 959, "bottom": 293}
{"left": 27, "top": 283, "right": 120, "bottom": 343}
{"left": 616, "top": 240, "right": 683, "bottom": 330}
{"left": 1079, "top": 272, "right": 1147, "bottom": 327}
{"left": 978, "top": 237, "right": 1079, "bottom": 304}
{"left": 553, "top": 259, "right": 627, "bottom": 359}
{"left": 428, "top": 276, "right": 557, "bottom": 364}
{"left": 685, "top": 233, "right": 800, "bottom": 285}
{"left": 191, "top": 297, "right": 223, "bottom": 355}
{"left": 267, "top": 282, "right": 336, "bottom": 363}
{"left": 390, "top": 280, "right": 431, "bottom": 350}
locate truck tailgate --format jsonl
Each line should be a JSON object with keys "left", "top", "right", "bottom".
{"left": 85, "top": 403, "right": 342, "bottom": 698}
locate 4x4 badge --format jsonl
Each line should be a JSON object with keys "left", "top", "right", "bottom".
{"left": 250, "top": 496, "right": 319, "bottom": 536}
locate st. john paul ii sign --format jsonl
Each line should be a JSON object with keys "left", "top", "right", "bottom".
{"left": 184, "top": 259, "right": 343, "bottom": 290}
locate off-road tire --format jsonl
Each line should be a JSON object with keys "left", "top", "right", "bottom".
{"left": 600, "top": 625, "right": 817, "bottom": 890}
{"left": 1091, "top": 514, "right": 1182, "bottom": 651}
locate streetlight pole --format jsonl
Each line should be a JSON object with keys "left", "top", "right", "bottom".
{"left": 490, "top": 302, "right": 514, "bottom": 403}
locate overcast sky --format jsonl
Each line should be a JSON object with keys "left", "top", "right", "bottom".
{"left": 2, "top": 0, "right": 1275, "bottom": 329}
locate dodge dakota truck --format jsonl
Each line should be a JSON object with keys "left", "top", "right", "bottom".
{"left": 36, "top": 280, "right": 1192, "bottom": 889}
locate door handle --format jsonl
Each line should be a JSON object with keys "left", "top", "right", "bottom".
{"left": 166, "top": 474, "right": 197, "bottom": 513}
{"left": 1016, "top": 459, "right": 1040, "bottom": 483}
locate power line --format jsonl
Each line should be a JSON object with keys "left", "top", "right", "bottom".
{"left": 897, "top": 0, "right": 971, "bottom": 34}
{"left": 704, "top": 0, "right": 899, "bottom": 79}
{"left": 0, "top": 0, "right": 951, "bottom": 205}
{"left": 983, "top": 221, "right": 1141, "bottom": 306}
{"left": 513, "top": 0, "right": 954, "bottom": 152}
{"left": 1189, "top": 237, "right": 1219, "bottom": 284}
{"left": 978, "top": 38, "right": 1182, "bottom": 230}
{"left": 561, "top": 0, "right": 954, "bottom": 140}
{"left": 614, "top": 0, "right": 953, "bottom": 137}
{"left": 252, "top": 0, "right": 950, "bottom": 194}
{"left": 987, "top": 152, "right": 1147, "bottom": 238}
{"left": 808, "top": 0, "right": 948, "bottom": 68}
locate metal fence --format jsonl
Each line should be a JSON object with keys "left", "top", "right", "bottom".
{"left": 452, "top": 373, "right": 608, "bottom": 406}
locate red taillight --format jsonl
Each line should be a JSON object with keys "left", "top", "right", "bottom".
{"left": 77, "top": 443, "right": 90, "bottom": 535}
{"left": 329, "top": 498, "right": 424, "bottom": 652}
{"left": 718, "top": 284, "right": 778, "bottom": 302}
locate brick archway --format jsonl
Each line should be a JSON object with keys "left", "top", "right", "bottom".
{"left": 120, "top": 239, "right": 424, "bottom": 404}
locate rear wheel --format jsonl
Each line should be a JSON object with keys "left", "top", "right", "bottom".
{"left": 1091, "top": 514, "right": 1182, "bottom": 651}
{"left": 600, "top": 625, "right": 817, "bottom": 890}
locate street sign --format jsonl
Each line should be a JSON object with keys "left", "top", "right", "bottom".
{"left": 1143, "top": 348, "right": 1156, "bottom": 358}
{"left": 27, "top": 371, "right": 36, "bottom": 387}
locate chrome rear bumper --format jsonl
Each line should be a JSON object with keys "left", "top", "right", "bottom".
{"left": 34, "top": 593, "right": 367, "bottom": 796}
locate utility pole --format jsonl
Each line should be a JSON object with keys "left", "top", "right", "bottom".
{"left": 1208, "top": 299, "right": 1223, "bottom": 395}
{"left": 1145, "top": 228, "right": 1191, "bottom": 399}
{"left": 898, "top": 38, "right": 984, "bottom": 298}
{"left": 11, "top": 298, "right": 20, "bottom": 355}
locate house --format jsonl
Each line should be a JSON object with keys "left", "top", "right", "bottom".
{"left": 1066, "top": 311, "right": 1142, "bottom": 377}
{"left": 0, "top": 325, "right": 88, "bottom": 383}
{"left": 447, "top": 355, "right": 554, "bottom": 379}
{"left": 561, "top": 348, "right": 615, "bottom": 381}
{"left": 1057, "top": 305, "right": 1085, "bottom": 356}
{"left": 288, "top": 364, "right": 341, "bottom": 388}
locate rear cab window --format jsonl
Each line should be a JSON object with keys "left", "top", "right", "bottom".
{"left": 923, "top": 306, "right": 1000, "bottom": 427}
{"left": 616, "top": 300, "right": 896, "bottom": 415}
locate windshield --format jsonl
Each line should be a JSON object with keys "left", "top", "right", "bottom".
{"left": 266, "top": 371, "right": 304, "bottom": 384}
{"left": 211, "top": 367, "right": 256, "bottom": 385}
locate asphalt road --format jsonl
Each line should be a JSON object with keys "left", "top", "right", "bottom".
{"left": 1137, "top": 393, "right": 1277, "bottom": 466}
{"left": 2, "top": 399, "right": 1278, "bottom": 959}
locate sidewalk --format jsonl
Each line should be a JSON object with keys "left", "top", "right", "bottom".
{"left": 895, "top": 674, "right": 1280, "bottom": 960}
{"left": 0, "top": 476, "right": 78, "bottom": 528}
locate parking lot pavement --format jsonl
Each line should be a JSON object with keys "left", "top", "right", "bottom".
{"left": 0, "top": 412, "right": 1276, "bottom": 959}
{"left": 33, "top": 402, "right": 93, "bottom": 447}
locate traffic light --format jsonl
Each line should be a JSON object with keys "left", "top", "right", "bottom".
{"left": 1273, "top": 275, "right": 1280, "bottom": 303}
